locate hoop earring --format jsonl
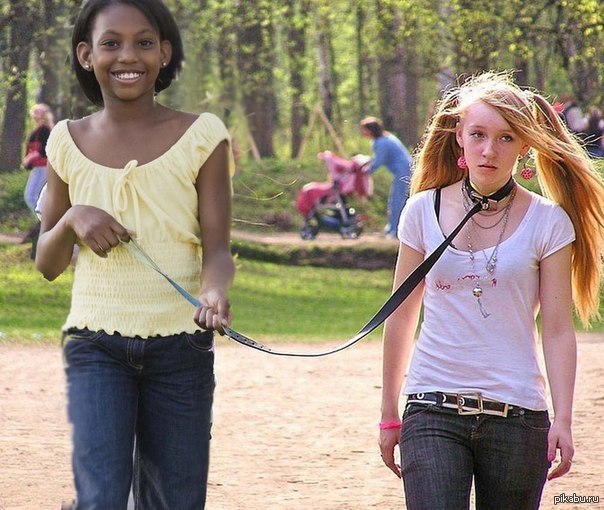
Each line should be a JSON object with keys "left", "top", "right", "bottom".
{"left": 457, "top": 155, "right": 468, "bottom": 170}
{"left": 518, "top": 154, "right": 535, "bottom": 180}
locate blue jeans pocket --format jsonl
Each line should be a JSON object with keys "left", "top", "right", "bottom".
{"left": 62, "top": 327, "right": 104, "bottom": 346}
{"left": 402, "top": 403, "right": 432, "bottom": 425}
{"left": 519, "top": 411, "right": 550, "bottom": 432}
{"left": 185, "top": 330, "right": 214, "bottom": 352}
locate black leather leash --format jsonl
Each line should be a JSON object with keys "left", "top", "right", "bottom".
{"left": 125, "top": 179, "right": 516, "bottom": 357}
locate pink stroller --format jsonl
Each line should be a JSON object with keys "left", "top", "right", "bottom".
{"left": 296, "top": 151, "right": 372, "bottom": 240}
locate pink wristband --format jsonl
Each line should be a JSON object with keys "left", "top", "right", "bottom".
{"left": 379, "top": 420, "right": 402, "bottom": 430}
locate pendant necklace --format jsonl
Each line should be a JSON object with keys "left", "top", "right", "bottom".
{"left": 462, "top": 181, "right": 517, "bottom": 318}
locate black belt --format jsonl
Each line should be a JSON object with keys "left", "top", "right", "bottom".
{"left": 407, "top": 392, "right": 533, "bottom": 418}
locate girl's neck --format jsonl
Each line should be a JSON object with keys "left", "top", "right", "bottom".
{"left": 99, "top": 100, "right": 167, "bottom": 126}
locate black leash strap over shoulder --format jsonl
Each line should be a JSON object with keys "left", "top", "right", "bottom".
{"left": 124, "top": 200, "right": 483, "bottom": 357}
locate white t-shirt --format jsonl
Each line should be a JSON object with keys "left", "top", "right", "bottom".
{"left": 397, "top": 189, "right": 575, "bottom": 410}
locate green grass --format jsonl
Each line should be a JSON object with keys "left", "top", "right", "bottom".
{"left": 0, "top": 244, "right": 73, "bottom": 342}
{"left": 0, "top": 244, "right": 392, "bottom": 345}
{"left": 230, "top": 257, "right": 391, "bottom": 341}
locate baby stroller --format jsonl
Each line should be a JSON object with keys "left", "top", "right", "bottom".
{"left": 296, "top": 151, "right": 372, "bottom": 240}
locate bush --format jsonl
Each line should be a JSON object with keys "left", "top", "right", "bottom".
{"left": 0, "top": 171, "right": 36, "bottom": 232}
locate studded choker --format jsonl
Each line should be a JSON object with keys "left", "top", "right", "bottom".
{"left": 463, "top": 176, "right": 516, "bottom": 211}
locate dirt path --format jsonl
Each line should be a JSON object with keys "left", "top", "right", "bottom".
{"left": 1, "top": 335, "right": 603, "bottom": 509}
{"left": 1, "top": 230, "right": 399, "bottom": 249}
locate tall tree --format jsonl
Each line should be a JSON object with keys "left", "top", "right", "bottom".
{"left": 355, "top": 2, "right": 366, "bottom": 118}
{"left": 284, "top": 0, "right": 309, "bottom": 158}
{"left": 555, "top": 0, "right": 604, "bottom": 105}
{"left": 34, "top": 0, "right": 66, "bottom": 117}
{"left": 213, "top": 1, "right": 238, "bottom": 123}
{"left": 0, "top": 0, "right": 35, "bottom": 172}
{"left": 375, "top": 2, "right": 408, "bottom": 143}
{"left": 236, "top": 0, "right": 277, "bottom": 157}
{"left": 450, "top": 0, "right": 501, "bottom": 76}
{"left": 315, "top": 1, "right": 336, "bottom": 122}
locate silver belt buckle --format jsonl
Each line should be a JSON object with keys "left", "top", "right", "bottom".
{"left": 456, "top": 392, "right": 483, "bottom": 415}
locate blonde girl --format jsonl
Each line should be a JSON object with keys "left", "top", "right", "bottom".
{"left": 379, "top": 72, "right": 604, "bottom": 510}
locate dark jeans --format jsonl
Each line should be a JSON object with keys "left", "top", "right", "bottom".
{"left": 63, "top": 328, "right": 215, "bottom": 510}
{"left": 400, "top": 403, "right": 551, "bottom": 510}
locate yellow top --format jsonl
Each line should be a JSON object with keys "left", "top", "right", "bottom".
{"left": 46, "top": 113, "right": 233, "bottom": 337}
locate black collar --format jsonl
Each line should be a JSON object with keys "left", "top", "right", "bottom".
{"left": 463, "top": 176, "right": 516, "bottom": 211}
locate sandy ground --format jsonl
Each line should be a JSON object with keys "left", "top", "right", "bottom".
{"left": 0, "top": 335, "right": 603, "bottom": 510}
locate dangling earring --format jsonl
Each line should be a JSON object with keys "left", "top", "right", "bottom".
{"left": 457, "top": 155, "right": 468, "bottom": 169}
{"left": 518, "top": 154, "right": 535, "bottom": 180}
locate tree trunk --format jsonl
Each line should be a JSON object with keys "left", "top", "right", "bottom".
{"left": 514, "top": 55, "right": 530, "bottom": 88}
{"left": 375, "top": 3, "right": 418, "bottom": 146}
{"left": 316, "top": 10, "right": 335, "bottom": 122}
{"left": 236, "top": 0, "right": 276, "bottom": 158}
{"left": 356, "top": 3, "right": 366, "bottom": 119}
{"left": 34, "top": 0, "right": 67, "bottom": 118}
{"left": 0, "top": 0, "right": 35, "bottom": 172}
{"left": 216, "top": 3, "right": 238, "bottom": 124}
{"left": 284, "top": 0, "right": 309, "bottom": 159}
{"left": 401, "top": 43, "right": 420, "bottom": 147}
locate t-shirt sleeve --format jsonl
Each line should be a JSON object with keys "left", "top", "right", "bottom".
{"left": 194, "top": 113, "right": 235, "bottom": 178}
{"left": 397, "top": 191, "right": 429, "bottom": 253}
{"left": 539, "top": 203, "right": 575, "bottom": 260}
{"left": 45, "top": 120, "right": 70, "bottom": 183}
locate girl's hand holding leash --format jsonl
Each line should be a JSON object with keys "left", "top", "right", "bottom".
{"left": 67, "top": 205, "right": 130, "bottom": 257}
{"left": 194, "top": 286, "right": 232, "bottom": 335}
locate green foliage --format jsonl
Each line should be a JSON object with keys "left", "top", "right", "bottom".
{"left": 0, "top": 169, "right": 36, "bottom": 231}
{"left": 3, "top": 0, "right": 604, "bottom": 156}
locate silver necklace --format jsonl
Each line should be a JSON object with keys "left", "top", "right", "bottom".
{"left": 464, "top": 186, "right": 516, "bottom": 318}
{"left": 462, "top": 188, "right": 510, "bottom": 230}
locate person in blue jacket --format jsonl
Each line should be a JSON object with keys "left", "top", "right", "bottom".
{"left": 360, "top": 117, "right": 412, "bottom": 236}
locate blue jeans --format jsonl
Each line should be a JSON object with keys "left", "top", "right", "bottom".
{"left": 23, "top": 166, "right": 47, "bottom": 214}
{"left": 63, "top": 328, "right": 215, "bottom": 510}
{"left": 400, "top": 403, "right": 551, "bottom": 510}
{"left": 386, "top": 173, "right": 409, "bottom": 235}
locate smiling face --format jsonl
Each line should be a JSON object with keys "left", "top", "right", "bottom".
{"left": 77, "top": 3, "right": 171, "bottom": 105}
{"left": 456, "top": 101, "right": 529, "bottom": 194}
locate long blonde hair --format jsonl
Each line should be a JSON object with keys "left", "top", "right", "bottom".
{"left": 412, "top": 72, "right": 604, "bottom": 327}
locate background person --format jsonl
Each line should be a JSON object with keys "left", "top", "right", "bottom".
{"left": 360, "top": 116, "right": 412, "bottom": 236}
{"left": 379, "top": 72, "right": 604, "bottom": 510}
{"left": 559, "top": 95, "right": 588, "bottom": 135}
{"left": 584, "top": 106, "right": 604, "bottom": 158}
{"left": 22, "top": 103, "right": 54, "bottom": 257}
{"left": 35, "top": 0, "right": 235, "bottom": 508}
{"left": 23, "top": 103, "right": 53, "bottom": 213}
